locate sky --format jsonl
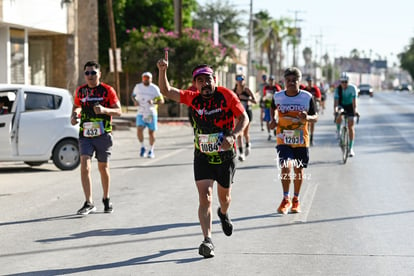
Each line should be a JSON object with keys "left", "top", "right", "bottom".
{"left": 197, "top": 0, "right": 414, "bottom": 67}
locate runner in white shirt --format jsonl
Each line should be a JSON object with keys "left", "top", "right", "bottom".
{"left": 131, "top": 72, "right": 164, "bottom": 158}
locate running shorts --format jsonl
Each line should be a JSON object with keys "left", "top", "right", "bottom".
{"left": 276, "top": 144, "right": 309, "bottom": 168}
{"left": 79, "top": 132, "right": 113, "bottom": 162}
{"left": 193, "top": 155, "right": 236, "bottom": 188}
{"left": 136, "top": 114, "right": 158, "bottom": 131}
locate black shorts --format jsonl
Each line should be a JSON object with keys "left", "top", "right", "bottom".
{"left": 276, "top": 145, "right": 309, "bottom": 168}
{"left": 337, "top": 104, "right": 355, "bottom": 118}
{"left": 246, "top": 108, "right": 253, "bottom": 122}
{"left": 193, "top": 155, "right": 236, "bottom": 188}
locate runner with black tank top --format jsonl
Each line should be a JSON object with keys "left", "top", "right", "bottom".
{"left": 233, "top": 74, "right": 257, "bottom": 161}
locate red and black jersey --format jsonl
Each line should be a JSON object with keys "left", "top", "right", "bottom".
{"left": 180, "top": 86, "right": 245, "bottom": 162}
{"left": 303, "top": 85, "right": 322, "bottom": 99}
{"left": 263, "top": 83, "right": 282, "bottom": 96}
{"left": 74, "top": 82, "right": 119, "bottom": 136}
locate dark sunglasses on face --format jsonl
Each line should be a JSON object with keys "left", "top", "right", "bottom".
{"left": 84, "top": 71, "right": 98, "bottom": 76}
{"left": 236, "top": 76, "right": 244, "bottom": 81}
{"left": 341, "top": 81, "right": 348, "bottom": 84}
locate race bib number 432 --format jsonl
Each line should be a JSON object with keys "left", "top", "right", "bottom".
{"left": 83, "top": 121, "right": 104, "bottom": 137}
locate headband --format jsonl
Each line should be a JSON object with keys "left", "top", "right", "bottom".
{"left": 192, "top": 67, "right": 214, "bottom": 79}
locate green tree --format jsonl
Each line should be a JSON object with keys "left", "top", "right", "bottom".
{"left": 123, "top": 27, "right": 233, "bottom": 88}
{"left": 399, "top": 38, "right": 414, "bottom": 80}
{"left": 302, "top": 47, "right": 312, "bottom": 65}
{"left": 98, "top": 0, "right": 197, "bottom": 71}
{"left": 254, "top": 14, "right": 292, "bottom": 77}
{"left": 253, "top": 10, "right": 272, "bottom": 70}
{"left": 350, "top": 49, "right": 360, "bottom": 59}
{"left": 193, "top": 0, "right": 246, "bottom": 49}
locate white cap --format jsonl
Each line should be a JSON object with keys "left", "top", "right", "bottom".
{"left": 142, "top": 72, "right": 152, "bottom": 78}
{"left": 340, "top": 72, "right": 349, "bottom": 81}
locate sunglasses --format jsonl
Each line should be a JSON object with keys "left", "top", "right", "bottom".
{"left": 341, "top": 81, "right": 348, "bottom": 84}
{"left": 236, "top": 76, "right": 244, "bottom": 81}
{"left": 84, "top": 71, "right": 98, "bottom": 76}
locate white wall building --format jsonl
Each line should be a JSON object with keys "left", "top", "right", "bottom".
{"left": 0, "top": 0, "right": 98, "bottom": 92}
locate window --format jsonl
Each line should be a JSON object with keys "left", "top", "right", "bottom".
{"left": 0, "top": 91, "right": 17, "bottom": 113}
{"left": 10, "top": 29, "right": 25, "bottom": 84}
{"left": 25, "top": 92, "right": 62, "bottom": 111}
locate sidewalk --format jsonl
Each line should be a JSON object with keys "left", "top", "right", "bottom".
{"left": 113, "top": 106, "right": 189, "bottom": 130}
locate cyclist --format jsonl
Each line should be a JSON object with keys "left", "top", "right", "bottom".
{"left": 303, "top": 76, "right": 321, "bottom": 146}
{"left": 334, "top": 72, "right": 358, "bottom": 157}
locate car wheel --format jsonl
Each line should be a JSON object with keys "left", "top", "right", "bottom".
{"left": 52, "top": 139, "right": 80, "bottom": 170}
{"left": 24, "top": 161, "right": 47, "bottom": 167}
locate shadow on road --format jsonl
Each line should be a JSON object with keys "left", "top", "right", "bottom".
{"left": 8, "top": 247, "right": 200, "bottom": 276}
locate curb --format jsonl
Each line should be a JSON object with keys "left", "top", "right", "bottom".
{"left": 112, "top": 116, "right": 189, "bottom": 130}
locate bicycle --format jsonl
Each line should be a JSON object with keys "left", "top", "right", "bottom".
{"left": 336, "top": 107, "right": 359, "bottom": 164}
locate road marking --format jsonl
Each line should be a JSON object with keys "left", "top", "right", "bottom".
{"left": 145, "top": 146, "right": 193, "bottom": 166}
{"left": 123, "top": 145, "right": 193, "bottom": 172}
{"left": 290, "top": 180, "right": 319, "bottom": 223}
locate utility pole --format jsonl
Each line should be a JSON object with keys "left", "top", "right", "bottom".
{"left": 247, "top": 0, "right": 253, "bottom": 84}
{"left": 289, "top": 10, "right": 304, "bottom": 67}
{"left": 106, "top": 0, "right": 120, "bottom": 99}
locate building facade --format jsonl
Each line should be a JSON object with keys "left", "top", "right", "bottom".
{"left": 0, "top": 0, "right": 98, "bottom": 93}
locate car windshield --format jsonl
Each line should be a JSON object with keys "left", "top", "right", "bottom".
{"left": 359, "top": 84, "right": 371, "bottom": 88}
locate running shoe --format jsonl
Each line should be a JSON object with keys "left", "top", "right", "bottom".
{"left": 277, "top": 197, "right": 292, "bottom": 215}
{"left": 102, "top": 198, "right": 113, "bottom": 213}
{"left": 238, "top": 153, "right": 245, "bottom": 161}
{"left": 140, "top": 147, "right": 146, "bottom": 157}
{"left": 147, "top": 150, "right": 155, "bottom": 158}
{"left": 245, "top": 145, "right": 251, "bottom": 156}
{"left": 217, "top": 207, "right": 233, "bottom": 236}
{"left": 349, "top": 148, "right": 355, "bottom": 157}
{"left": 267, "top": 134, "right": 272, "bottom": 141}
{"left": 77, "top": 201, "right": 96, "bottom": 215}
{"left": 198, "top": 238, "right": 215, "bottom": 258}
{"left": 291, "top": 197, "right": 301, "bottom": 213}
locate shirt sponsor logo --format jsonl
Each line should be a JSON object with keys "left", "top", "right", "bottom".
{"left": 196, "top": 107, "right": 222, "bottom": 116}
{"left": 277, "top": 104, "right": 306, "bottom": 113}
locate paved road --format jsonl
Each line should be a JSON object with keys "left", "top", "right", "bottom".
{"left": 1, "top": 91, "right": 414, "bottom": 275}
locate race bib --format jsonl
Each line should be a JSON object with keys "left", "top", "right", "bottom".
{"left": 198, "top": 133, "right": 224, "bottom": 153}
{"left": 83, "top": 121, "right": 104, "bottom": 137}
{"left": 143, "top": 114, "right": 153, "bottom": 123}
{"left": 283, "top": 129, "right": 304, "bottom": 145}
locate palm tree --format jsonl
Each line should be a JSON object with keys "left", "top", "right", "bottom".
{"left": 302, "top": 47, "right": 313, "bottom": 75}
{"left": 254, "top": 13, "right": 294, "bottom": 77}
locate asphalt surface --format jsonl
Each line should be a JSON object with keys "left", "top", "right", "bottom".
{"left": 1, "top": 92, "right": 414, "bottom": 275}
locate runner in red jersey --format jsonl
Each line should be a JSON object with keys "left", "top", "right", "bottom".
{"left": 303, "top": 76, "right": 322, "bottom": 146}
{"left": 71, "top": 61, "right": 121, "bottom": 216}
{"left": 157, "top": 59, "right": 248, "bottom": 258}
{"left": 262, "top": 75, "right": 282, "bottom": 141}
